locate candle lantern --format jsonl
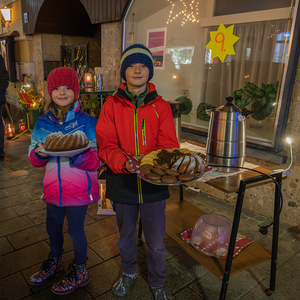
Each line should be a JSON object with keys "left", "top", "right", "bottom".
{"left": 19, "top": 119, "right": 26, "bottom": 132}
{"left": 84, "top": 73, "right": 94, "bottom": 92}
{"left": 5, "top": 123, "right": 16, "bottom": 139}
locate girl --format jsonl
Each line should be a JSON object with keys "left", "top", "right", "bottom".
{"left": 28, "top": 67, "right": 102, "bottom": 295}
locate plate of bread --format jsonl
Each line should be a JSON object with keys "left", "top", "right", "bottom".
{"left": 40, "top": 130, "right": 93, "bottom": 156}
{"left": 126, "top": 148, "right": 210, "bottom": 186}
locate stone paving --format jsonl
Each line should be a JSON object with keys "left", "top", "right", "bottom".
{"left": 0, "top": 134, "right": 299, "bottom": 300}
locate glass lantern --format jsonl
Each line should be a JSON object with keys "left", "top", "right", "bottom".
{"left": 19, "top": 119, "right": 26, "bottom": 132}
{"left": 84, "top": 73, "right": 94, "bottom": 92}
{"left": 190, "top": 213, "right": 232, "bottom": 258}
{"left": 5, "top": 123, "right": 15, "bottom": 139}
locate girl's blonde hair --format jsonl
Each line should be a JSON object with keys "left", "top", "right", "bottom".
{"left": 44, "top": 98, "right": 76, "bottom": 122}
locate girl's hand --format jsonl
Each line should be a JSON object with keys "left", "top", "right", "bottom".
{"left": 35, "top": 143, "right": 49, "bottom": 157}
{"left": 125, "top": 160, "right": 134, "bottom": 173}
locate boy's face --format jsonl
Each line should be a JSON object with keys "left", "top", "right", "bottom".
{"left": 125, "top": 63, "right": 149, "bottom": 92}
{"left": 52, "top": 85, "right": 75, "bottom": 108}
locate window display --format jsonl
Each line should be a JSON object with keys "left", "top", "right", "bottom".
{"left": 122, "top": 0, "right": 298, "bottom": 150}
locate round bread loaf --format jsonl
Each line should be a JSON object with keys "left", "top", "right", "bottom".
{"left": 44, "top": 131, "right": 89, "bottom": 151}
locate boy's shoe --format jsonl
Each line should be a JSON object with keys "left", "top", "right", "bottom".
{"left": 112, "top": 274, "right": 137, "bottom": 297}
{"left": 0, "top": 148, "right": 4, "bottom": 160}
{"left": 51, "top": 261, "right": 90, "bottom": 295}
{"left": 152, "top": 286, "right": 172, "bottom": 300}
{"left": 29, "top": 254, "right": 64, "bottom": 285}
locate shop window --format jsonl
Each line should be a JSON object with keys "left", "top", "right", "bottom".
{"left": 61, "top": 44, "right": 87, "bottom": 81}
{"left": 122, "top": 0, "right": 299, "bottom": 152}
{"left": 200, "top": 19, "right": 289, "bottom": 144}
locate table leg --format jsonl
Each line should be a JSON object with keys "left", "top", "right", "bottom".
{"left": 265, "top": 173, "right": 282, "bottom": 295}
{"left": 100, "top": 95, "right": 103, "bottom": 108}
{"left": 179, "top": 185, "right": 183, "bottom": 201}
{"left": 219, "top": 181, "right": 246, "bottom": 300}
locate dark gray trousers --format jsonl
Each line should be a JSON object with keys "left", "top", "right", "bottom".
{"left": 115, "top": 201, "right": 167, "bottom": 287}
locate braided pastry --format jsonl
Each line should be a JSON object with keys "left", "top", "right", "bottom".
{"left": 44, "top": 131, "right": 89, "bottom": 151}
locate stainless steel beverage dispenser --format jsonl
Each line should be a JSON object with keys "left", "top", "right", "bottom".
{"left": 206, "top": 96, "right": 252, "bottom": 172}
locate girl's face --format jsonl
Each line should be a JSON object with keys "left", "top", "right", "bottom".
{"left": 51, "top": 86, "right": 75, "bottom": 108}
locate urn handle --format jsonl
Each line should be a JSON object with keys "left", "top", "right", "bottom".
{"left": 241, "top": 108, "right": 253, "bottom": 118}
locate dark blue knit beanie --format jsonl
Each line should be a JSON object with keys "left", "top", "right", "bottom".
{"left": 120, "top": 44, "right": 154, "bottom": 82}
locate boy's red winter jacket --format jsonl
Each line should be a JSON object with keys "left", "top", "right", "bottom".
{"left": 96, "top": 82, "right": 179, "bottom": 204}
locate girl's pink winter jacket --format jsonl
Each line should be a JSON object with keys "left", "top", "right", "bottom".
{"left": 28, "top": 102, "right": 102, "bottom": 207}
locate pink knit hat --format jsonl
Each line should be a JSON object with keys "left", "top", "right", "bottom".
{"left": 47, "top": 67, "right": 80, "bottom": 100}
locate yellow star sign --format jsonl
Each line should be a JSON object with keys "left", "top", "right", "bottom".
{"left": 206, "top": 23, "right": 239, "bottom": 63}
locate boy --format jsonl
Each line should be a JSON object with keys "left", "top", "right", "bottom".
{"left": 96, "top": 44, "right": 179, "bottom": 300}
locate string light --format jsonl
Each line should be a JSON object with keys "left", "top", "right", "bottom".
{"left": 166, "top": 0, "right": 200, "bottom": 26}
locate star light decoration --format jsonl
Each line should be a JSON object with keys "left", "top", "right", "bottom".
{"left": 206, "top": 23, "right": 239, "bottom": 63}
{"left": 166, "top": 0, "right": 200, "bottom": 26}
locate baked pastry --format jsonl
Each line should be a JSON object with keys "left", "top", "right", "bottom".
{"left": 153, "top": 164, "right": 167, "bottom": 171}
{"left": 44, "top": 131, "right": 89, "bottom": 151}
{"left": 140, "top": 148, "right": 206, "bottom": 185}
{"left": 165, "top": 168, "right": 180, "bottom": 177}
{"left": 161, "top": 175, "right": 178, "bottom": 184}
{"left": 153, "top": 149, "right": 182, "bottom": 168}
{"left": 145, "top": 172, "right": 161, "bottom": 180}
{"left": 151, "top": 167, "right": 166, "bottom": 176}
{"left": 185, "top": 156, "right": 196, "bottom": 174}
{"left": 170, "top": 156, "right": 184, "bottom": 170}
{"left": 193, "top": 154, "right": 205, "bottom": 174}
{"left": 141, "top": 148, "right": 205, "bottom": 169}
{"left": 178, "top": 174, "right": 195, "bottom": 182}
{"left": 140, "top": 164, "right": 153, "bottom": 174}
{"left": 140, "top": 150, "right": 160, "bottom": 167}
{"left": 178, "top": 155, "right": 190, "bottom": 173}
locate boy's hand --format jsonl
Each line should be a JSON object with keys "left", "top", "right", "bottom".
{"left": 35, "top": 143, "right": 49, "bottom": 157}
{"left": 125, "top": 160, "right": 134, "bottom": 173}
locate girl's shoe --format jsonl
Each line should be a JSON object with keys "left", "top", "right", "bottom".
{"left": 51, "top": 262, "right": 90, "bottom": 295}
{"left": 29, "top": 254, "right": 64, "bottom": 285}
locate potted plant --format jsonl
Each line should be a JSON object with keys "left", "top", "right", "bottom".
{"left": 17, "top": 74, "right": 45, "bottom": 129}
{"left": 232, "top": 81, "right": 278, "bottom": 128}
{"left": 80, "top": 94, "right": 101, "bottom": 119}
